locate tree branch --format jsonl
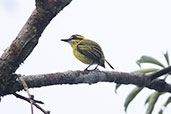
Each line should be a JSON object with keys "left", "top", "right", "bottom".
{"left": 150, "top": 66, "right": 171, "bottom": 80}
{"left": 1, "top": 70, "right": 171, "bottom": 96}
{"left": 0, "top": 0, "right": 72, "bottom": 95}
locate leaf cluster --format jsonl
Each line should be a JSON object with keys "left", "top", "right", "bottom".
{"left": 115, "top": 51, "right": 171, "bottom": 114}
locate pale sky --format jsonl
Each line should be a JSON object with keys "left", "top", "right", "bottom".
{"left": 0, "top": 0, "right": 171, "bottom": 114}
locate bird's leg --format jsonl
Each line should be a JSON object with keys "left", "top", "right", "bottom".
{"left": 94, "top": 65, "right": 99, "bottom": 70}
{"left": 84, "top": 64, "right": 92, "bottom": 71}
{"left": 84, "top": 62, "right": 94, "bottom": 71}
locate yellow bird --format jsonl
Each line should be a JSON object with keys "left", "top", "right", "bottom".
{"left": 61, "top": 34, "right": 114, "bottom": 70}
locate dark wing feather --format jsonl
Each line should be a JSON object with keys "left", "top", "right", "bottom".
{"left": 77, "top": 40, "right": 104, "bottom": 66}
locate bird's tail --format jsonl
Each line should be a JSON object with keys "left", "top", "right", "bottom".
{"left": 105, "top": 59, "right": 114, "bottom": 70}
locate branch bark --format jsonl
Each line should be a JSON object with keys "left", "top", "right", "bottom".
{"left": 0, "top": 0, "right": 72, "bottom": 95}
{"left": 1, "top": 70, "right": 171, "bottom": 96}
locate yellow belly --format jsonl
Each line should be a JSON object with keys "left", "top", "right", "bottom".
{"left": 73, "top": 47, "right": 93, "bottom": 64}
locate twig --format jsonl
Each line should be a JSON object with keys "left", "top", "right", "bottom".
{"left": 13, "top": 93, "right": 50, "bottom": 114}
{"left": 18, "top": 76, "right": 34, "bottom": 114}
{"left": 32, "top": 103, "right": 50, "bottom": 114}
{"left": 13, "top": 93, "right": 44, "bottom": 104}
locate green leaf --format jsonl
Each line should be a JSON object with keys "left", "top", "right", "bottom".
{"left": 114, "top": 84, "right": 121, "bottom": 93}
{"left": 158, "top": 109, "right": 163, "bottom": 114}
{"left": 158, "top": 97, "right": 171, "bottom": 114}
{"left": 124, "top": 87, "right": 143, "bottom": 112}
{"left": 132, "top": 68, "right": 159, "bottom": 74}
{"left": 146, "top": 92, "right": 161, "bottom": 114}
{"left": 163, "top": 51, "right": 170, "bottom": 66}
{"left": 163, "top": 74, "right": 169, "bottom": 80}
{"left": 144, "top": 92, "right": 165, "bottom": 105}
{"left": 145, "top": 93, "right": 153, "bottom": 105}
{"left": 136, "top": 56, "right": 165, "bottom": 68}
{"left": 163, "top": 96, "right": 171, "bottom": 107}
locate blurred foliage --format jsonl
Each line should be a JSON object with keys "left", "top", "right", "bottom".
{"left": 115, "top": 51, "right": 171, "bottom": 114}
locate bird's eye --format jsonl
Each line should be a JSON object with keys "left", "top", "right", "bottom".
{"left": 70, "top": 37, "right": 81, "bottom": 40}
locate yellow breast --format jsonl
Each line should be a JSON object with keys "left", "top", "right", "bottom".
{"left": 73, "top": 46, "right": 93, "bottom": 64}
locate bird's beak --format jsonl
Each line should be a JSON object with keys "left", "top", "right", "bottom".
{"left": 61, "top": 39, "right": 69, "bottom": 42}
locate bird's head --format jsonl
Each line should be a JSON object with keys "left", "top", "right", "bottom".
{"left": 61, "top": 34, "right": 85, "bottom": 48}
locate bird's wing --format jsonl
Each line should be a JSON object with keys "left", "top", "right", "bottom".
{"left": 77, "top": 40, "right": 104, "bottom": 65}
